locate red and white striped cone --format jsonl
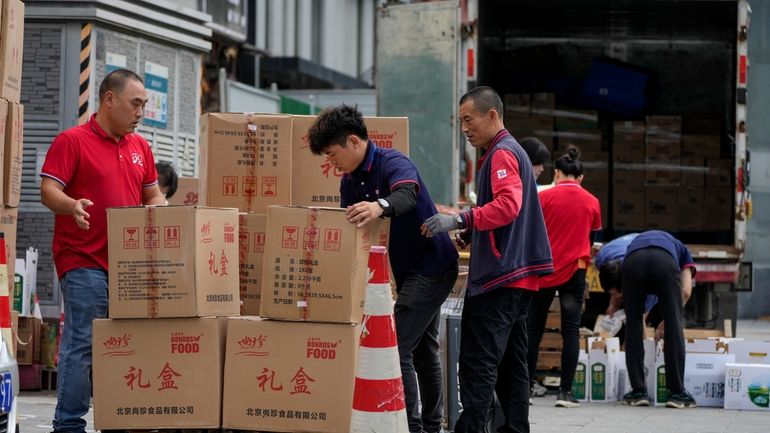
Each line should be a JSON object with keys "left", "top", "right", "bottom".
{"left": 350, "top": 246, "right": 408, "bottom": 432}
{"left": 0, "top": 233, "right": 12, "bottom": 351}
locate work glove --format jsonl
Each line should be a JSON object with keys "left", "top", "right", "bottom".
{"left": 422, "top": 213, "right": 462, "bottom": 237}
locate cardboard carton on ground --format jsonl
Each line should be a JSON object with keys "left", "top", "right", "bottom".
{"left": 260, "top": 206, "right": 388, "bottom": 323}
{"left": 291, "top": 115, "right": 409, "bottom": 207}
{"left": 684, "top": 353, "right": 735, "bottom": 407}
{"left": 239, "top": 213, "right": 266, "bottom": 315}
{"left": 16, "top": 316, "right": 41, "bottom": 365}
{"left": 92, "top": 317, "right": 226, "bottom": 429}
{"left": 167, "top": 178, "right": 199, "bottom": 206}
{"left": 0, "top": 0, "right": 24, "bottom": 103}
{"left": 199, "top": 113, "right": 292, "bottom": 212}
{"left": 107, "top": 206, "right": 240, "bottom": 319}
{"left": 223, "top": 317, "right": 359, "bottom": 433}
{"left": 588, "top": 337, "right": 621, "bottom": 402}
{"left": 686, "top": 338, "right": 723, "bottom": 354}
{"left": 4, "top": 101, "right": 22, "bottom": 206}
{"left": 724, "top": 363, "right": 770, "bottom": 411}
{"left": 573, "top": 350, "right": 589, "bottom": 402}
{"left": 727, "top": 340, "right": 770, "bottom": 365}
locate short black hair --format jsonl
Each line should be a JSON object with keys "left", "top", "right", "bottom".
{"left": 519, "top": 137, "right": 551, "bottom": 165}
{"left": 99, "top": 69, "right": 143, "bottom": 102}
{"left": 156, "top": 161, "right": 178, "bottom": 199}
{"left": 555, "top": 145, "right": 584, "bottom": 177}
{"left": 307, "top": 104, "right": 368, "bottom": 155}
{"left": 598, "top": 260, "right": 622, "bottom": 292}
{"left": 459, "top": 86, "right": 504, "bottom": 118}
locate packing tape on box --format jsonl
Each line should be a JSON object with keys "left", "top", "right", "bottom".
{"left": 144, "top": 206, "right": 160, "bottom": 318}
{"left": 299, "top": 207, "right": 320, "bottom": 320}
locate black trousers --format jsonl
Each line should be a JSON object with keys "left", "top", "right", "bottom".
{"left": 622, "top": 247, "right": 686, "bottom": 394}
{"left": 455, "top": 287, "right": 534, "bottom": 433}
{"left": 526, "top": 269, "right": 586, "bottom": 391}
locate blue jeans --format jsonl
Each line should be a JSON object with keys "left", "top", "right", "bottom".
{"left": 53, "top": 268, "right": 109, "bottom": 433}
{"left": 395, "top": 263, "right": 458, "bottom": 433}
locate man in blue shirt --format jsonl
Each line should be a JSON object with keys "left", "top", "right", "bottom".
{"left": 307, "top": 105, "right": 458, "bottom": 433}
{"left": 596, "top": 230, "right": 696, "bottom": 408}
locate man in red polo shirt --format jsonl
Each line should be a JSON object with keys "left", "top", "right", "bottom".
{"left": 40, "top": 69, "right": 165, "bottom": 433}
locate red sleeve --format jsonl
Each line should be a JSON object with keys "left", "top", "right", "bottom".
{"left": 141, "top": 138, "right": 159, "bottom": 187}
{"left": 592, "top": 196, "right": 602, "bottom": 230}
{"left": 40, "top": 133, "right": 78, "bottom": 187}
{"left": 468, "top": 150, "right": 523, "bottom": 231}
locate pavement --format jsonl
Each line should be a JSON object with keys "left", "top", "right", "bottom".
{"left": 15, "top": 319, "right": 770, "bottom": 433}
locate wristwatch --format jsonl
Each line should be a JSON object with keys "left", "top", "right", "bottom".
{"left": 377, "top": 198, "right": 390, "bottom": 217}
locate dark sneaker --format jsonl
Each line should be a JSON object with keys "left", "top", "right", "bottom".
{"left": 531, "top": 381, "right": 548, "bottom": 397}
{"left": 555, "top": 389, "right": 580, "bottom": 408}
{"left": 622, "top": 389, "right": 651, "bottom": 406}
{"left": 666, "top": 389, "right": 698, "bottom": 408}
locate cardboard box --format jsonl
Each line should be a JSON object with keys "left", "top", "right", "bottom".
{"left": 92, "top": 317, "right": 226, "bottom": 429}
{"left": 613, "top": 183, "right": 645, "bottom": 229}
{"left": 223, "top": 317, "right": 359, "bottom": 433}
{"left": 16, "top": 316, "right": 41, "bottom": 365}
{"left": 554, "top": 108, "right": 599, "bottom": 130}
{"left": 686, "top": 339, "right": 722, "bottom": 354}
{"left": 588, "top": 337, "right": 621, "bottom": 402}
{"left": 166, "top": 178, "right": 199, "bottom": 206}
{"left": 260, "top": 206, "right": 388, "bottom": 323}
{"left": 684, "top": 353, "right": 735, "bottom": 407}
{"left": 682, "top": 135, "right": 721, "bottom": 159}
{"left": 199, "top": 113, "right": 292, "bottom": 212}
{"left": 107, "top": 206, "right": 240, "bottom": 319}
{"left": 239, "top": 213, "right": 266, "bottom": 315}
{"left": 291, "top": 115, "right": 409, "bottom": 207}
{"left": 530, "top": 92, "right": 556, "bottom": 116}
{"left": 645, "top": 115, "right": 682, "bottom": 139}
{"left": 645, "top": 137, "right": 680, "bottom": 160}
{"left": 703, "top": 187, "right": 732, "bottom": 231}
{"left": 0, "top": 99, "right": 6, "bottom": 205}
{"left": 614, "top": 120, "right": 646, "bottom": 134}
{"left": 1, "top": 206, "right": 17, "bottom": 298}
{"left": 0, "top": 0, "right": 24, "bottom": 103}
{"left": 724, "top": 363, "right": 770, "bottom": 411}
{"left": 645, "top": 185, "right": 678, "bottom": 230}
{"left": 504, "top": 93, "right": 531, "bottom": 118}
{"left": 573, "top": 350, "right": 589, "bottom": 402}
{"left": 4, "top": 101, "right": 22, "bottom": 206}
{"left": 613, "top": 131, "right": 645, "bottom": 163}
{"left": 678, "top": 186, "right": 704, "bottom": 231}
{"left": 680, "top": 157, "right": 705, "bottom": 186}
{"left": 617, "top": 340, "right": 657, "bottom": 401}
{"left": 613, "top": 163, "right": 645, "bottom": 187}
{"left": 706, "top": 159, "right": 733, "bottom": 187}
{"left": 655, "top": 342, "right": 668, "bottom": 405}
{"left": 645, "top": 156, "right": 680, "bottom": 185}
{"left": 559, "top": 130, "right": 603, "bottom": 152}
{"left": 727, "top": 341, "right": 770, "bottom": 364}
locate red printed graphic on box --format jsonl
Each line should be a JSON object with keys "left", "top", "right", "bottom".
{"left": 223, "top": 176, "right": 238, "bottom": 196}
{"left": 124, "top": 367, "right": 151, "bottom": 390}
{"left": 235, "top": 334, "right": 269, "bottom": 357}
{"left": 257, "top": 368, "right": 284, "bottom": 392}
{"left": 183, "top": 192, "right": 199, "bottom": 205}
{"left": 255, "top": 366, "right": 317, "bottom": 396}
{"left": 200, "top": 222, "right": 213, "bottom": 244}
{"left": 122, "top": 362, "right": 184, "bottom": 392}
{"left": 370, "top": 130, "right": 396, "bottom": 149}
{"left": 239, "top": 232, "right": 249, "bottom": 254}
{"left": 101, "top": 333, "right": 135, "bottom": 357}
{"left": 164, "top": 226, "right": 181, "bottom": 248}
{"left": 254, "top": 232, "right": 265, "bottom": 253}
{"left": 170, "top": 332, "right": 202, "bottom": 354}
{"left": 323, "top": 229, "right": 341, "bottom": 252}
{"left": 282, "top": 226, "right": 299, "bottom": 249}
{"left": 156, "top": 362, "right": 182, "bottom": 391}
{"left": 320, "top": 156, "right": 344, "bottom": 179}
{"left": 224, "top": 223, "right": 236, "bottom": 244}
{"left": 262, "top": 177, "right": 278, "bottom": 197}
{"left": 144, "top": 226, "right": 160, "bottom": 249}
{"left": 208, "top": 250, "right": 230, "bottom": 276}
{"left": 290, "top": 367, "right": 315, "bottom": 395}
{"left": 243, "top": 176, "right": 258, "bottom": 197}
{"left": 303, "top": 227, "right": 320, "bottom": 250}
{"left": 123, "top": 227, "right": 140, "bottom": 249}
{"left": 305, "top": 337, "right": 340, "bottom": 360}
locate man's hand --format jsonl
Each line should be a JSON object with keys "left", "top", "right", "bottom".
{"left": 346, "top": 201, "right": 383, "bottom": 228}
{"left": 654, "top": 321, "right": 665, "bottom": 343}
{"left": 455, "top": 229, "right": 471, "bottom": 249}
{"left": 421, "top": 213, "right": 460, "bottom": 238}
{"left": 605, "top": 303, "right": 618, "bottom": 318}
{"left": 73, "top": 198, "right": 93, "bottom": 230}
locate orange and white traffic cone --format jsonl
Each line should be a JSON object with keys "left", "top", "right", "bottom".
{"left": 0, "top": 232, "right": 12, "bottom": 352}
{"left": 350, "top": 246, "right": 408, "bottom": 433}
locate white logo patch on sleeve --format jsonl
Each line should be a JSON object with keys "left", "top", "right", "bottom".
{"left": 497, "top": 169, "right": 507, "bottom": 179}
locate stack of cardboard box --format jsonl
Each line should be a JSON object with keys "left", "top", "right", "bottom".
{"left": 93, "top": 206, "right": 240, "bottom": 429}
{"left": 612, "top": 120, "right": 646, "bottom": 229}
{"left": 504, "top": 93, "right": 557, "bottom": 183}
{"left": 223, "top": 206, "right": 388, "bottom": 433}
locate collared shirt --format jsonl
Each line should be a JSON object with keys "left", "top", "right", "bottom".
{"left": 538, "top": 180, "right": 602, "bottom": 288}
{"left": 41, "top": 113, "right": 158, "bottom": 278}
{"left": 340, "top": 141, "right": 457, "bottom": 284}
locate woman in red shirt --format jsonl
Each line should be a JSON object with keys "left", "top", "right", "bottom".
{"left": 526, "top": 146, "right": 602, "bottom": 408}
